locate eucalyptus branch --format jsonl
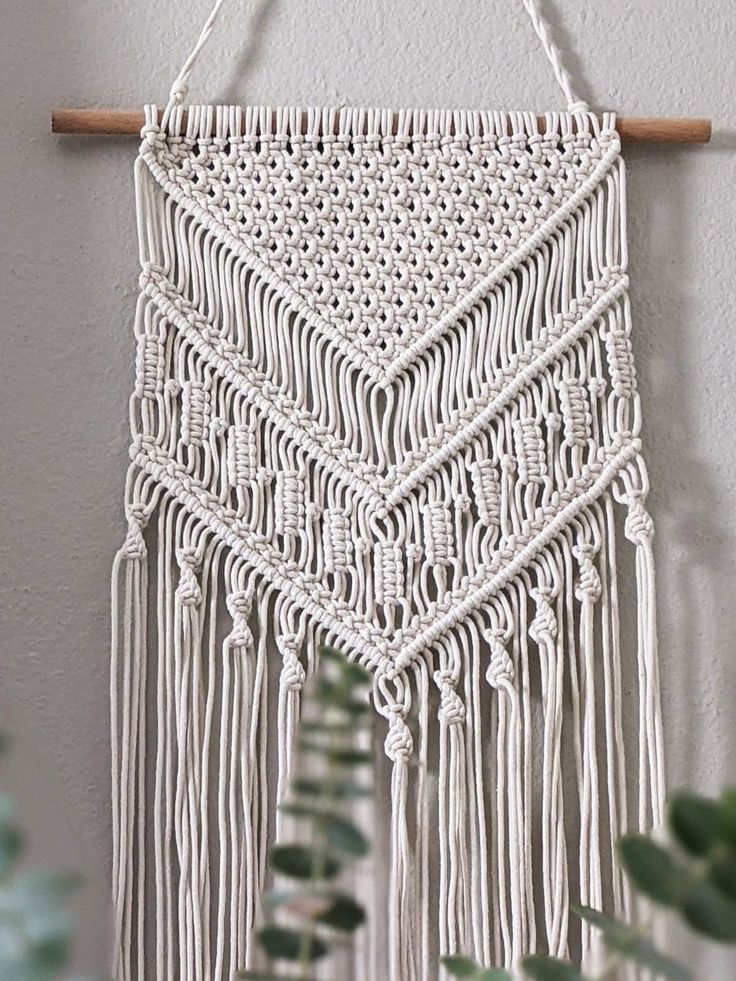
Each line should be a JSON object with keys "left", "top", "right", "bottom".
{"left": 237, "top": 645, "right": 372, "bottom": 980}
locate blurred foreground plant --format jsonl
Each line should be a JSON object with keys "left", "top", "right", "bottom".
{"left": 442, "top": 788, "right": 736, "bottom": 980}
{"left": 0, "top": 734, "right": 92, "bottom": 981}
{"left": 237, "top": 645, "right": 373, "bottom": 980}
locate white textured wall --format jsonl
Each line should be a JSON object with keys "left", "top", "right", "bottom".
{"left": 1, "top": 0, "right": 734, "bottom": 974}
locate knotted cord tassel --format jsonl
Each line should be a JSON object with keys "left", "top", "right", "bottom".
{"left": 529, "top": 571, "right": 568, "bottom": 958}
{"left": 617, "top": 470, "right": 665, "bottom": 832}
{"left": 377, "top": 675, "right": 418, "bottom": 981}
{"left": 484, "top": 610, "right": 526, "bottom": 968}
{"left": 111, "top": 494, "right": 151, "bottom": 981}
{"left": 172, "top": 538, "right": 207, "bottom": 981}
{"left": 212, "top": 569, "right": 262, "bottom": 978}
{"left": 434, "top": 638, "right": 472, "bottom": 962}
{"left": 572, "top": 535, "right": 604, "bottom": 966}
{"left": 275, "top": 601, "right": 307, "bottom": 833}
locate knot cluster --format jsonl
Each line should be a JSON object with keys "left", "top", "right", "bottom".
{"left": 384, "top": 708, "right": 413, "bottom": 763}
{"left": 176, "top": 548, "right": 202, "bottom": 607}
{"left": 424, "top": 502, "right": 454, "bottom": 565}
{"left": 529, "top": 586, "right": 558, "bottom": 645}
{"left": 227, "top": 424, "right": 259, "bottom": 486}
{"left": 123, "top": 503, "right": 148, "bottom": 560}
{"left": 573, "top": 543, "right": 602, "bottom": 601}
{"left": 624, "top": 494, "right": 654, "bottom": 545}
{"left": 274, "top": 471, "right": 305, "bottom": 539}
{"left": 559, "top": 376, "right": 592, "bottom": 448}
{"left": 278, "top": 633, "right": 306, "bottom": 691}
{"left": 323, "top": 509, "right": 352, "bottom": 575}
{"left": 470, "top": 460, "right": 501, "bottom": 528}
{"left": 226, "top": 589, "right": 254, "bottom": 647}
{"left": 513, "top": 417, "right": 547, "bottom": 484}
{"left": 375, "top": 542, "right": 404, "bottom": 606}
{"left": 181, "top": 380, "right": 212, "bottom": 447}
{"left": 434, "top": 671, "right": 466, "bottom": 726}
{"left": 135, "top": 333, "right": 164, "bottom": 399}
{"left": 484, "top": 628, "right": 515, "bottom": 688}
{"left": 605, "top": 326, "right": 635, "bottom": 398}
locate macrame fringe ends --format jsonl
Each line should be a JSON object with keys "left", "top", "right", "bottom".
{"left": 112, "top": 103, "right": 664, "bottom": 980}
{"left": 112, "top": 471, "right": 663, "bottom": 979}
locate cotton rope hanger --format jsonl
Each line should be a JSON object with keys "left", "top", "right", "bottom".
{"left": 108, "top": 2, "right": 671, "bottom": 979}
{"left": 51, "top": 0, "right": 711, "bottom": 142}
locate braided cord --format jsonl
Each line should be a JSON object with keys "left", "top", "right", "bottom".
{"left": 163, "top": 0, "right": 588, "bottom": 120}
{"left": 521, "top": 0, "right": 589, "bottom": 111}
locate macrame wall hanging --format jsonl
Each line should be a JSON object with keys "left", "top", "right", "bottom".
{"left": 111, "top": 1, "right": 666, "bottom": 978}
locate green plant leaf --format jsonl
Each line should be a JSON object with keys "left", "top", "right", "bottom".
{"left": 293, "top": 778, "right": 372, "bottom": 800}
{"left": 311, "top": 682, "right": 371, "bottom": 716}
{"left": 617, "top": 835, "right": 690, "bottom": 907}
{"left": 669, "top": 793, "right": 721, "bottom": 856}
{"left": 299, "top": 721, "right": 358, "bottom": 736}
{"left": 317, "top": 645, "right": 345, "bottom": 664}
{"left": 30, "top": 927, "right": 73, "bottom": 970}
{"left": 477, "top": 971, "right": 512, "bottom": 980}
{"left": 316, "top": 893, "right": 365, "bottom": 932}
{"left": 280, "top": 806, "right": 370, "bottom": 858}
{"left": 298, "top": 742, "right": 373, "bottom": 766}
{"left": 0, "top": 822, "right": 23, "bottom": 877}
{"left": 440, "top": 954, "right": 481, "bottom": 975}
{"left": 719, "top": 789, "right": 736, "bottom": 848}
{"left": 682, "top": 879, "right": 736, "bottom": 942}
{"left": 326, "top": 748, "right": 373, "bottom": 766}
{"left": 317, "top": 645, "right": 372, "bottom": 683}
{"left": 325, "top": 815, "right": 369, "bottom": 857}
{"left": 270, "top": 844, "right": 340, "bottom": 881}
{"left": 573, "top": 906, "right": 690, "bottom": 980}
{"left": 0, "top": 794, "right": 14, "bottom": 823}
{"left": 521, "top": 955, "right": 583, "bottom": 980}
{"left": 710, "top": 853, "right": 736, "bottom": 902}
{"left": 257, "top": 925, "right": 328, "bottom": 962}
{"left": 11, "top": 870, "right": 82, "bottom": 910}
{"left": 339, "top": 663, "right": 372, "bottom": 686}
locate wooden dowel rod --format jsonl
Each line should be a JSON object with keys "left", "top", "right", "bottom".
{"left": 51, "top": 108, "right": 712, "bottom": 144}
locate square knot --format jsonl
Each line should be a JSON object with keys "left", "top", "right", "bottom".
{"left": 624, "top": 494, "right": 654, "bottom": 545}
{"left": 123, "top": 504, "right": 148, "bottom": 560}
{"left": 175, "top": 548, "right": 202, "bottom": 607}
{"left": 433, "top": 671, "right": 466, "bottom": 726}
{"left": 227, "top": 423, "right": 259, "bottom": 486}
{"left": 322, "top": 509, "right": 353, "bottom": 574}
{"left": 605, "top": 326, "right": 635, "bottom": 398}
{"left": 572, "top": 543, "right": 602, "bottom": 601}
{"left": 135, "top": 333, "right": 164, "bottom": 399}
{"left": 384, "top": 708, "right": 414, "bottom": 763}
{"left": 274, "top": 471, "right": 305, "bottom": 538}
{"left": 559, "top": 375, "right": 592, "bottom": 447}
{"left": 181, "top": 380, "right": 212, "bottom": 446}
{"left": 277, "top": 634, "right": 306, "bottom": 691}
{"left": 483, "top": 629, "right": 515, "bottom": 688}
{"left": 513, "top": 417, "right": 547, "bottom": 484}
{"left": 225, "top": 589, "right": 254, "bottom": 647}
{"left": 470, "top": 460, "right": 501, "bottom": 528}
{"left": 529, "top": 586, "right": 558, "bottom": 645}
{"left": 424, "top": 502, "right": 454, "bottom": 564}
{"left": 374, "top": 542, "right": 405, "bottom": 605}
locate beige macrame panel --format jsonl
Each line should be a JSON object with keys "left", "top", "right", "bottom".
{"left": 111, "top": 103, "right": 664, "bottom": 980}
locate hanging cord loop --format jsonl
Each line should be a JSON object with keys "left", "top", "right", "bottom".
{"left": 163, "top": 0, "right": 227, "bottom": 125}
{"left": 521, "top": 0, "right": 589, "bottom": 112}
{"left": 163, "top": 0, "right": 589, "bottom": 125}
